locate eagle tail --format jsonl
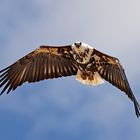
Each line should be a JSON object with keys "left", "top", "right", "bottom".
{"left": 76, "top": 70, "right": 104, "bottom": 85}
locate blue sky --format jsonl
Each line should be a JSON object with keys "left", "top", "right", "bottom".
{"left": 0, "top": 0, "right": 140, "bottom": 140}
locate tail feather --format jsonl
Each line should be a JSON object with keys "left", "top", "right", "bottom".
{"left": 76, "top": 70, "right": 104, "bottom": 85}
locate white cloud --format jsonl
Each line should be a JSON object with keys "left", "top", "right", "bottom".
{"left": 0, "top": 0, "right": 140, "bottom": 140}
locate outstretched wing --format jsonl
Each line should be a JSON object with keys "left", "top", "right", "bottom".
{"left": 93, "top": 49, "right": 140, "bottom": 117}
{"left": 0, "top": 45, "right": 78, "bottom": 94}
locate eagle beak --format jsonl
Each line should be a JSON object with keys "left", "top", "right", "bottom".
{"left": 74, "top": 42, "right": 82, "bottom": 48}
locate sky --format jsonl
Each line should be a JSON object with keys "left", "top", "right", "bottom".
{"left": 0, "top": 0, "right": 140, "bottom": 140}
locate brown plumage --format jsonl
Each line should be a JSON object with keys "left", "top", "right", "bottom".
{"left": 0, "top": 45, "right": 77, "bottom": 93}
{"left": 0, "top": 42, "right": 139, "bottom": 117}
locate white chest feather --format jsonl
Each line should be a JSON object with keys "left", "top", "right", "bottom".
{"left": 76, "top": 70, "right": 104, "bottom": 86}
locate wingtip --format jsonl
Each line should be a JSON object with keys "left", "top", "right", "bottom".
{"left": 0, "top": 66, "right": 10, "bottom": 73}
{"left": 133, "top": 100, "right": 140, "bottom": 118}
{"left": 0, "top": 90, "right": 5, "bottom": 96}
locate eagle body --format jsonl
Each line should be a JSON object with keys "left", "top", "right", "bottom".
{"left": 71, "top": 43, "right": 104, "bottom": 85}
{"left": 0, "top": 42, "right": 140, "bottom": 117}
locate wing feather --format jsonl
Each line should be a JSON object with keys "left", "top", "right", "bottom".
{"left": 0, "top": 45, "right": 78, "bottom": 94}
{"left": 9, "top": 66, "right": 26, "bottom": 92}
{"left": 93, "top": 49, "right": 140, "bottom": 117}
{"left": 28, "top": 60, "right": 34, "bottom": 82}
{"left": 57, "top": 58, "right": 64, "bottom": 77}
{"left": 54, "top": 57, "right": 59, "bottom": 77}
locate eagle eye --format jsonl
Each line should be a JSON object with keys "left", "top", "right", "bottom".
{"left": 74, "top": 42, "right": 82, "bottom": 48}
{"left": 74, "top": 42, "right": 82, "bottom": 45}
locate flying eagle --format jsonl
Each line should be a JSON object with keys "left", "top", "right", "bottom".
{"left": 0, "top": 42, "right": 140, "bottom": 117}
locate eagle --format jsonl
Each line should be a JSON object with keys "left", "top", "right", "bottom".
{"left": 0, "top": 42, "right": 140, "bottom": 117}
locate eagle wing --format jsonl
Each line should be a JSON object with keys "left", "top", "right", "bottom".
{"left": 0, "top": 45, "right": 78, "bottom": 94}
{"left": 93, "top": 49, "right": 140, "bottom": 117}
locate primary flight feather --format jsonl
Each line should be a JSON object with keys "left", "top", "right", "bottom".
{"left": 0, "top": 42, "right": 140, "bottom": 117}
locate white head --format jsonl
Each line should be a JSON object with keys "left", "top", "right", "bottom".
{"left": 72, "top": 42, "right": 94, "bottom": 64}
{"left": 72, "top": 42, "right": 93, "bottom": 50}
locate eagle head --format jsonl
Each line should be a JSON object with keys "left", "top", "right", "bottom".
{"left": 72, "top": 42, "right": 94, "bottom": 64}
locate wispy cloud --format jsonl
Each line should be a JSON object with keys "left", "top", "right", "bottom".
{"left": 0, "top": 0, "right": 140, "bottom": 140}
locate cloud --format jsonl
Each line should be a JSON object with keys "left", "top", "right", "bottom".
{"left": 0, "top": 0, "right": 140, "bottom": 140}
